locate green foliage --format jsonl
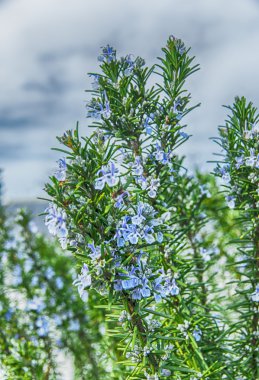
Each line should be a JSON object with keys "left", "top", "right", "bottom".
{"left": 1, "top": 38, "right": 258, "bottom": 380}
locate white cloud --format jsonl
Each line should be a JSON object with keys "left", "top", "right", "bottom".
{"left": 1, "top": 0, "right": 259, "bottom": 201}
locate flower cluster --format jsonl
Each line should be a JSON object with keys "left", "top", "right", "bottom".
{"left": 86, "top": 93, "right": 111, "bottom": 120}
{"left": 115, "top": 202, "right": 163, "bottom": 246}
{"left": 98, "top": 44, "right": 116, "bottom": 63}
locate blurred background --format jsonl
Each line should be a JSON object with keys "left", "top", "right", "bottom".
{"left": 1, "top": 0, "right": 259, "bottom": 205}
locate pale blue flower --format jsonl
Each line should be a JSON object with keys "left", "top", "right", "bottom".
{"left": 55, "top": 277, "right": 64, "bottom": 289}
{"left": 36, "top": 316, "right": 49, "bottom": 337}
{"left": 121, "top": 268, "right": 140, "bottom": 290}
{"left": 172, "top": 98, "right": 183, "bottom": 120}
{"left": 102, "top": 91, "right": 111, "bottom": 119}
{"left": 45, "top": 267, "right": 55, "bottom": 280}
{"left": 154, "top": 143, "right": 171, "bottom": 165}
{"left": 28, "top": 220, "right": 38, "bottom": 234}
{"left": 193, "top": 328, "right": 202, "bottom": 342}
{"left": 132, "top": 276, "right": 151, "bottom": 300}
{"left": 45, "top": 203, "right": 68, "bottom": 241}
{"left": 132, "top": 203, "right": 146, "bottom": 225}
{"left": 136, "top": 175, "right": 148, "bottom": 190}
{"left": 89, "top": 73, "right": 100, "bottom": 90}
{"left": 88, "top": 242, "right": 101, "bottom": 261}
{"left": 54, "top": 158, "right": 67, "bottom": 181}
{"left": 124, "top": 54, "right": 135, "bottom": 76}
{"left": 86, "top": 100, "right": 103, "bottom": 119}
{"left": 179, "top": 131, "right": 189, "bottom": 139}
{"left": 12, "top": 264, "right": 22, "bottom": 286}
{"left": 5, "top": 308, "right": 14, "bottom": 322}
{"left": 132, "top": 156, "right": 144, "bottom": 176}
{"left": 235, "top": 155, "right": 244, "bottom": 169}
{"left": 114, "top": 279, "right": 123, "bottom": 292}
{"left": 245, "top": 149, "right": 256, "bottom": 167}
{"left": 114, "top": 191, "right": 129, "bottom": 209}
{"left": 27, "top": 296, "right": 45, "bottom": 312}
{"left": 157, "top": 231, "right": 163, "bottom": 243}
{"left": 144, "top": 115, "right": 154, "bottom": 135}
{"left": 98, "top": 45, "right": 116, "bottom": 63}
{"left": 69, "top": 320, "right": 80, "bottom": 332}
{"left": 251, "top": 284, "right": 259, "bottom": 302}
{"left": 95, "top": 161, "right": 119, "bottom": 190}
{"left": 153, "top": 276, "right": 164, "bottom": 302}
{"left": 143, "top": 226, "right": 155, "bottom": 244}
{"left": 161, "top": 369, "right": 171, "bottom": 377}
{"left": 226, "top": 195, "right": 235, "bottom": 209}
{"left": 24, "top": 257, "right": 34, "bottom": 273}
{"left": 147, "top": 178, "right": 160, "bottom": 198}
{"left": 164, "top": 277, "right": 180, "bottom": 296}
{"left": 73, "top": 264, "right": 92, "bottom": 302}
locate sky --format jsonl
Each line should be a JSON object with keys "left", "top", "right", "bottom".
{"left": 1, "top": 0, "right": 259, "bottom": 203}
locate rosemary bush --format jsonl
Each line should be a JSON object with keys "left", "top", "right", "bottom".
{"left": 43, "top": 36, "right": 259, "bottom": 379}
{"left": 1, "top": 36, "right": 258, "bottom": 379}
{"left": 0, "top": 195, "right": 117, "bottom": 379}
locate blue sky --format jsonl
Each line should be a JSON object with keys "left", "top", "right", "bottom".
{"left": 1, "top": 0, "right": 259, "bottom": 202}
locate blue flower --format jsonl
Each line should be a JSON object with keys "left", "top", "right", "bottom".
{"left": 114, "top": 279, "right": 123, "bottom": 292}
{"left": 56, "top": 277, "right": 64, "bottom": 290}
{"left": 73, "top": 264, "right": 92, "bottom": 302}
{"left": 131, "top": 276, "right": 151, "bottom": 300}
{"left": 178, "top": 131, "right": 189, "bottom": 139}
{"left": 226, "top": 195, "right": 235, "bottom": 209}
{"left": 27, "top": 296, "right": 45, "bottom": 312}
{"left": 121, "top": 268, "right": 140, "bottom": 290}
{"left": 147, "top": 178, "right": 160, "bottom": 198}
{"left": 251, "top": 284, "right": 259, "bottom": 302}
{"left": 154, "top": 143, "right": 171, "bottom": 165}
{"left": 98, "top": 45, "right": 116, "bottom": 63}
{"left": 235, "top": 155, "right": 244, "bottom": 169}
{"left": 88, "top": 242, "right": 102, "bottom": 261}
{"left": 144, "top": 114, "right": 154, "bottom": 135}
{"left": 114, "top": 191, "right": 129, "bottom": 209}
{"left": 89, "top": 73, "right": 100, "bottom": 90}
{"left": 54, "top": 158, "right": 67, "bottom": 181}
{"left": 245, "top": 149, "right": 256, "bottom": 167}
{"left": 143, "top": 226, "right": 155, "bottom": 244}
{"left": 163, "top": 277, "right": 180, "bottom": 297}
{"left": 131, "top": 156, "right": 144, "bottom": 176}
{"left": 172, "top": 98, "right": 183, "bottom": 120}
{"left": 12, "top": 264, "right": 23, "bottom": 286}
{"left": 45, "top": 203, "right": 68, "bottom": 244}
{"left": 132, "top": 203, "right": 146, "bottom": 225}
{"left": 124, "top": 54, "right": 135, "bottom": 76}
{"left": 157, "top": 231, "right": 163, "bottom": 243}
{"left": 95, "top": 161, "right": 119, "bottom": 190}
{"left": 102, "top": 91, "right": 111, "bottom": 119}
{"left": 45, "top": 267, "right": 55, "bottom": 280}
{"left": 5, "top": 308, "right": 14, "bottom": 322}
{"left": 36, "top": 316, "right": 49, "bottom": 337}
{"left": 86, "top": 99, "right": 103, "bottom": 119}
{"left": 193, "top": 328, "right": 202, "bottom": 342}
{"left": 135, "top": 175, "right": 148, "bottom": 190}
{"left": 152, "top": 277, "right": 164, "bottom": 302}
{"left": 69, "top": 319, "right": 80, "bottom": 332}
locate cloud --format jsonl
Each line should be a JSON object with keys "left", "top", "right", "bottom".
{"left": 1, "top": 0, "right": 259, "bottom": 201}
